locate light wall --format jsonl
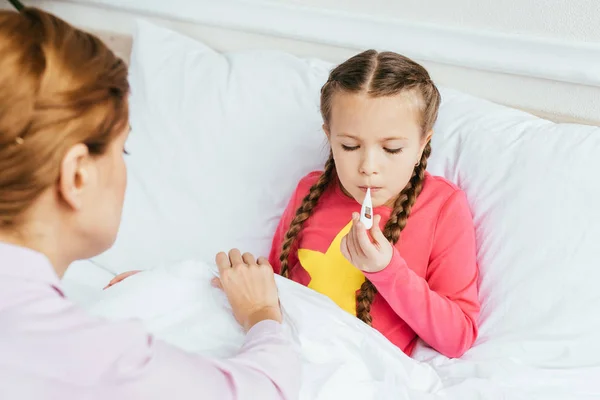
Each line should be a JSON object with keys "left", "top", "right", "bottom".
{"left": 286, "top": 0, "right": 600, "bottom": 42}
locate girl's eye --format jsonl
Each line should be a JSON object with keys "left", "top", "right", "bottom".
{"left": 385, "top": 148, "right": 403, "bottom": 154}
{"left": 123, "top": 148, "right": 130, "bottom": 155}
{"left": 341, "top": 144, "right": 359, "bottom": 152}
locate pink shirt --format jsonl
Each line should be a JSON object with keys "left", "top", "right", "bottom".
{"left": 269, "top": 171, "right": 480, "bottom": 358}
{"left": 0, "top": 242, "right": 300, "bottom": 399}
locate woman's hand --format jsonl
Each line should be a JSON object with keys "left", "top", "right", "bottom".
{"left": 341, "top": 213, "right": 393, "bottom": 273}
{"left": 212, "top": 249, "right": 282, "bottom": 332}
{"left": 103, "top": 270, "right": 142, "bottom": 290}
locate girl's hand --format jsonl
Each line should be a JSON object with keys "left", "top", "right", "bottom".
{"left": 212, "top": 249, "right": 282, "bottom": 332}
{"left": 341, "top": 213, "right": 393, "bottom": 273}
{"left": 103, "top": 270, "right": 142, "bottom": 290}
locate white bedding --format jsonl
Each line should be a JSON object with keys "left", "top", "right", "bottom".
{"left": 73, "top": 260, "right": 442, "bottom": 400}
{"left": 58, "top": 18, "right": 600, "bottom": 399}
{"left": 62, "top": 262, "right": 600, "bottom": 400}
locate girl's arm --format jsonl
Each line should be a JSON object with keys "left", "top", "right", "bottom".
{"left": 268, "top": 198, "right": 296, "bottom": 275}
{"left": 268, "top": 190, "right": 300, "bottom": 275}
{"left": 364, "top": 190, "right": 480, "bottom": 358}
{"left": 268, "top": 172, "right": 319, "bottom": 274}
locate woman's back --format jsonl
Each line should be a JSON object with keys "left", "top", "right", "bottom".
{"left": 0, "top": 243, "right": 297, "bottom": 400}
{"left": 0, "top": 8, "right": 299, "bottom": 399}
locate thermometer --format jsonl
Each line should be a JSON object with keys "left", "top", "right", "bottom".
{"left": 359, "top": 188, "right": 373, "bottom": 229}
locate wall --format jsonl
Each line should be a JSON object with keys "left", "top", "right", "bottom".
{"left": 285, "top": 0, "right": 600, "bottom": 43}
{"left": 3, "top": 0, "right": 599, "bottom": 124}
{"left": 116, "top": 0, "right": 600, "bottom": 44}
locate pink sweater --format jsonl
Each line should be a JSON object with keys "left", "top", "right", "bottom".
{"left": 269, "top": 171, "right": 480, "bottom": 358}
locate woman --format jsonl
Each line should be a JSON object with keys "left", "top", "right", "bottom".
{"left": 0, "top": 8, "right": 299, "bottom": 399}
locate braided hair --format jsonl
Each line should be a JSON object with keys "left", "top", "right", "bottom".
{"left": 280, "top": 50, "right": 440, "bottom": 325}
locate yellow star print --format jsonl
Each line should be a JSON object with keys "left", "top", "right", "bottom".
{"left": 298, "top": 220, "right": 366, "bottom": 315}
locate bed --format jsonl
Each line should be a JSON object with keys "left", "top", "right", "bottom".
{"left": 11, "top": 1, "right": 600, "bottom": 399}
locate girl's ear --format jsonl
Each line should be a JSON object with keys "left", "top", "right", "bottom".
{"left": 323, "top": 124, "right": 331, "bottom": 140}
{"left": 421, "top": 130, "right": 433, "bottom": 152}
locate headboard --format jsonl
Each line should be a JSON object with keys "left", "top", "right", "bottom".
{"left": 4, "top": 0, "right": 600, "bottom": 126}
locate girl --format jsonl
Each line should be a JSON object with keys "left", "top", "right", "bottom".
{"left": 268, "top": 50, "right": 480, "bottom": 358}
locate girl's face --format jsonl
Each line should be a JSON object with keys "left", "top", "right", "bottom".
{"left": 325, "top": 91, "right": 431, "bottom": 208}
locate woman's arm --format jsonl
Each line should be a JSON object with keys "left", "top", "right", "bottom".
{"left": 110, "top": 250, "right": 301, "bottom": 398}
{"left": 111, "top": 320, "right": 300, "bottom": 400}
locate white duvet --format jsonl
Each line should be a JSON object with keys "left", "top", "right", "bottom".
{"left": 67, "top": 260, "right": 600, "bottom": 400}
{"left": 84, "top": 260, "right": 442, "bottom": 400}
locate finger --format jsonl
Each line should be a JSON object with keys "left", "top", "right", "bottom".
{"left": 211, "top": 277, "right": 223, "bottom": 290}
{"left": 347, "top": 227, "right": 362, "bottom": 261}
{"left": 350, "top": 217, "right": 366, "bottom": 258}
{"left": 242, "top": 252, "right": 256, "bottom": 266}
{"left": 340, "top": 236, "right": 351, "bottom": 261}
{"left": 229, "top": 248, "right": 244, "bottom": 267}
{"left": 257, "top": 257, "right": 275, "bottom": 280}
{"left": 104, "top": 271, "right": 134, "bottom": 289}
{"left": 370, "top": 214, "right": 388, "bottom": 244}
{"left": 107, "top": 277, "right": 120, "bottom": 286}
{"left": 215, "top": 251, "right": 232, "bottom": 275}
{"left": 257, "top": 256, "right": 270, "bottom": 267}
{"left": 357, "top": 219, "right": 377, "bottom": 257}
{"left": 110, "top": 275, "right": 123, "bottom": 284}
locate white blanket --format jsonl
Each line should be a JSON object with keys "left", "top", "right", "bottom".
{"left": 65, "top": 259, "right": 600, "bottom": 399}
{"left": 85, "top": 260, "right": 444, "bottom": 400}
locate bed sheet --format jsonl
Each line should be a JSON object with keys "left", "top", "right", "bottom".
{"left": 414, "top": 348, "right": 599, "bottom": 399}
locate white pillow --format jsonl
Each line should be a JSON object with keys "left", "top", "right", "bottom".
{"left": 94, "top": 19, "right": 600, "bottom": 368}
{"left": 93, "top": 19, "right": 331, "bottom": 272}
{"left": 425, "top": 89, "right": 600, "bottom": 366}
